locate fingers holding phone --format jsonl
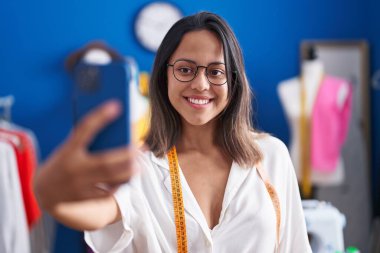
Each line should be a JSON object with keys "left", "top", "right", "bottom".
{"left": 69, "top": 99, "right": 122, "bottom": 148}
{"left": 35, "top": 100, "right": 138, "bottom": 210}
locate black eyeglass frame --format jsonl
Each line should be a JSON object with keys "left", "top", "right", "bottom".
{"left": 167, "top": 59, "right": 228, "bottom": 86}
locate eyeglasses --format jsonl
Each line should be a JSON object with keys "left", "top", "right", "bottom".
{"left": 167, "top": 59, "right": 227, "bottom": 86}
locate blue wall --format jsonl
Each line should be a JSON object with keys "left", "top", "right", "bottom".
{"left": 0, "top": 0, "right": 378, "bottom": 252}
{"left": 368, "top": 0, "right": 380, "bottom": 217}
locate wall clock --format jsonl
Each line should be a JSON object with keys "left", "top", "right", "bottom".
{"left": 134, "top": 2, "right": 183, "bottom": 52}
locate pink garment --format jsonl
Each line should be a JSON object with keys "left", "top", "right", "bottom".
{"left": 311, "top": 76, "right": 353, "bottom": 172}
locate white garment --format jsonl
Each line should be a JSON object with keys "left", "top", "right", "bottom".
{"left": 277, "top": 60, "right": 349, "bottom": 186}
{"left": 277, "top": 77, "right": 346, "bottom": 186}
{"left": 85, "top": 135, "right": 311, "bottom": 253}
{"left": 0, "top": 141, "right": 31, "bottom": 253}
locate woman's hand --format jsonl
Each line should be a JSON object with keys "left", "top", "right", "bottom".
{"left": 34, "top": 100, "right": 137, "bottom": 222}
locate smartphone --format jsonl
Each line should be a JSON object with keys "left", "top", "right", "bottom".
{"left": 72, "top": 61, "right": 131, "bottom": 151}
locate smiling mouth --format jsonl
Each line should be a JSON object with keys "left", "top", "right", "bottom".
{"left": 186, "top": 97, "right": 212, "bottom": 105}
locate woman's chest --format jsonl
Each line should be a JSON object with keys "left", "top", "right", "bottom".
{"left": 184, "top": 176, "right": 277, "bottom": 252}
{"left": 180, "top": 157, "right": 231, "bottom": 227}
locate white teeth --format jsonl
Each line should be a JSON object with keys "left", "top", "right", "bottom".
{"left": 187, "top": 97, "right": 210, "bottom": 105}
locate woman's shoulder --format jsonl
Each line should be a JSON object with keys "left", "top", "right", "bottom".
{"left": 136, "top": 147, "right": 166, "bottom": 166}
{"left": 134, "top": 147, "right": 169, "bottom": 179}
{"left": 252, "top": 131, "right": 293, "bottom": 175}
{"left": 252, "top": 132, "right": 295, "bottom": 186}
{"left": 252, "top": 131, "right": 289, "bottom": 158}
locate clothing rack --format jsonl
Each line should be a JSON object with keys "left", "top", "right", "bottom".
{"left": 0, "top": 96, "right": 53, "bottom": 253}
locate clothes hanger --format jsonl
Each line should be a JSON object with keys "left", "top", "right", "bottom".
{"left": 0, "top": 95, "right": 14, "bottom": 123}
{"left": 0, "top": 95, "right": 23, "bottom": 148}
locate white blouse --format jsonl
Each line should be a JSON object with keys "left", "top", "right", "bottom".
{"left": 85, "top": 135, "right": 312, "bottom": 253}
{"left": 0, "top": 141, "right": 30, "bottom": 253}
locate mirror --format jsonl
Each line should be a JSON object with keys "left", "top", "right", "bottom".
{"left": 300, "top": 40, "right": 371, "bottom": 251}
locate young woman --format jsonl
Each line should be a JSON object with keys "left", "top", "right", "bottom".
{"left": 35, "top": 12, "right": 311, "bottom": 253}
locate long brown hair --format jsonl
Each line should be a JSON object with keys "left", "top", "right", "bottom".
{"left": 144, "top": 12, "right": 263, "bottom": 168}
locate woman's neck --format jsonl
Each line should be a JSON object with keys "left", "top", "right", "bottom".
{"left": 176, "top": 120, "right": 217, "bottom": 154}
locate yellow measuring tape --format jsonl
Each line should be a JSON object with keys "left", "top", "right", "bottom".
{"left": 256, "top": 162, "right": 281, "bottom": 251}
{"left": 299, "top": 74, "right": 324, "bottom": 198}
{"left": 299, "top": 75, "right": 312, "bottom": 198}
{"left": 167, "top": 146, "right": 188, "bottom": 253}
{"left": 167, "top": 146, "right": 281, "bottom": 252}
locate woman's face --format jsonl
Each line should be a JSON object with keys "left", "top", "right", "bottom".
{"left": 167, "top": 29, "right": 229, "bottom": 127}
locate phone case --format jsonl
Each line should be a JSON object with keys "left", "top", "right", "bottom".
{"left": 72, "top": 61, "right": 131, "bottom": 151}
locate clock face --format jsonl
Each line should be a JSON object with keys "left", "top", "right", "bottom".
{"left": 134, "top": 2, "right": 183, "bottom": 52}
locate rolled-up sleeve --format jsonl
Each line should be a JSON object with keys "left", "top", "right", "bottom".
{"left": 84, "top": 183, "right": 135, "bottom": 253}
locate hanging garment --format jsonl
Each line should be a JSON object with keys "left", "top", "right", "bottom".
{"left": 0, "top": 97, "right": 50, "bottom": 253}
{"left": 1, "top": 126, "right": 52, "bottom": 253}
{"left": 311, "top": 76, "right": 353, "bottom": 172}
{"left": 0, "top": 127, "right": 41, "bottom": 228}
{"left": 0, "top": 140, "right": 31, "bottom": 253}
